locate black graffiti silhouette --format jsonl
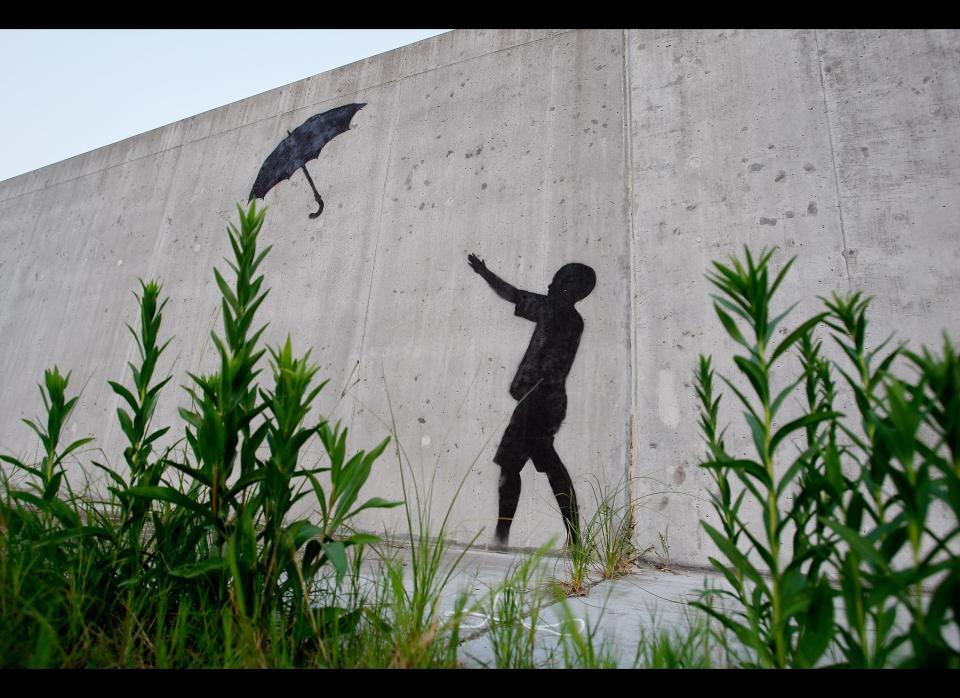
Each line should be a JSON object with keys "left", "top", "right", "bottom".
{"left": 467, "top": 253, "right": 596, "bottom": 549}
{"left": 248, "top": 103, "right": 366, "bottom": 219}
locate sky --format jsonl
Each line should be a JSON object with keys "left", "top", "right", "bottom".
{"left": 0, "top": 29, "right": 451, "bottom": 183}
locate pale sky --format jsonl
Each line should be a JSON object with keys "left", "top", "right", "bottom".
{"left": 0, "top": 29, "right": 451, "bottom": 183}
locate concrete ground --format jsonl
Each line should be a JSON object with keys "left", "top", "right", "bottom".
{"left": 376, "top": 545, "right": 735, "bottom": 668}
{"left": 372, "top": 545, "right": 958, "bottom": 668}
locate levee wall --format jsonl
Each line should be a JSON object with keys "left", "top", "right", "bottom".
{"left": 1, "top": 29, "right": 957, "bottom": 566}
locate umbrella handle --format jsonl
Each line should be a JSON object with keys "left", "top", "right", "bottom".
{"left": 299, "top": 164, "right": 325, "bottom": 219}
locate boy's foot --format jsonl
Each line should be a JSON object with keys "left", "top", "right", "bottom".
{"left": 489, "top": 531, "right": 510, "bottom": 553}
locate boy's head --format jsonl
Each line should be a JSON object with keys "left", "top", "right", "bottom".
{"left": 548, "top": 263, "right": 596, "bottom": 303}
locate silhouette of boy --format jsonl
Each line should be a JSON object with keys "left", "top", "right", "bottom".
{"left": 467, "top": 253, "right": 596, "bottom": 549}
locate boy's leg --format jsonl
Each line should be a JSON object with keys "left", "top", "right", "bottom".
{"left": 531, "top": 443, "right": 580, "bottom": 548}
{"left": 492, "top": 413, "right": 529, "bottom": 548}
{"left": 495, "top": 467, "right": 522, "bottom": 546}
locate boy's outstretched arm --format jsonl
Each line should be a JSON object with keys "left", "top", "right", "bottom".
{"left": 467, "top": 253, "right": 518, "bottom": 303}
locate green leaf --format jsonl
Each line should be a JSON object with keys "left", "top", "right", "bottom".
{"left": 109, "top": 381, "right": 139, "bottom": 412}
{"left": 796, "top": 577, "right": 836, "bottom": 667}
{"left": 734, "top": 355, "right": 768, "bottom": 402}
{"left": 168, "top": 557, "right": 228, "bottom": 579}
{"left": 344, "top": 532, "right": 381, "bottom": 546}
{"left": 322, "top": 541, "right": 347, "bottom": 581}
{"left": 227, "top": 470, "right": 265, "bottom": 498}
{"left": 126, "top": 485, "right": 210, "bottom": 520}
{"left": 765, "top": 301, "right": 799, "bottom": 345}
{"left": 714, "top": 303, "right": 751, "bottom": 349}
{"left": 702, "top": 522, "right": 765, "bottom": 588}
{"left": 770, "top": 313, "right": 829, "bottom": 364}
{"left": 770, "top": 375, "right": 804, "bottom": 419}
{"left": 345, "top": 497, "right": 403, "bottom": 520}
{"left": 823, "top": 519, "right": 889, "bottom": 569}
{"left": 745, "top": 412, "right": 768, "bottom": 462}
{"left": 290, "top": 522, "right": 325, "bottom": 549}
{"left": 90, "top": 460, "right": 128, "bottom": 490}
{"left": 770, "top": 411, "right": 841, "bottom": 454}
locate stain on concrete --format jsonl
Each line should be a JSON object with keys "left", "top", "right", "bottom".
{"left": 774, "top": 170, "right": 786, "bottom": 182}
{"left": 784, "top": 210, "right": 795, "bottom": 218}
{"left": 807, "top": 201, "right": 818, "bottom": 215}
{"left": 804, "top": 162, "right": 816, "bottom": 172}
{"left": 673, "top": 464, "right": 687, "bottom": 485}
{"left": 749, "top": 163, "right": 764, "bottom": 172}
{"left": 842, "top": 248, "right": 858, "bottom": 273}
{"left": 760, "top": 217, "right": 777, "bottom": 226}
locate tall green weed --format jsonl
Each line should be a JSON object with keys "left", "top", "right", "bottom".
{"left": 694, "top": 247, "right": 959, "bottom": 668}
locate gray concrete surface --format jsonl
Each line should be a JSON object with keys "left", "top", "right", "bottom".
{"left": 369, "top": 546, "right": 956, "bottom": 667}
{"left": 361, "top": 545, "right": 732, "bottom": 668}
{"left": 0, "top": 30, "right": 958, "bottom": 568}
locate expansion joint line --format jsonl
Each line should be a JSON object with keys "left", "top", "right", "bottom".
{"left": 814, "top": 29, "right": 854, "bottom": 292}
{"left": 621, "top": 29, "right": 640, "bottom": 520}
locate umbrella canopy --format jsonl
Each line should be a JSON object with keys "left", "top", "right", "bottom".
{"left": 248, "top": 103, "right": 366, "bottom": 216}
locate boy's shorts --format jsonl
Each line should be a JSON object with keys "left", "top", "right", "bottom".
{"left": 493, "top": 388, "right": 567, "bottom": 473}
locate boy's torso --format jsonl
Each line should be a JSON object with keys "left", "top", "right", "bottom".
{"left": 509, "top": 291, "right": 584, "bottom": 400}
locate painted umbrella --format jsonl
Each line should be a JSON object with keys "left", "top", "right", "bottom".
{"left": 248, "top": 102, "right": 366, "bottom": 219}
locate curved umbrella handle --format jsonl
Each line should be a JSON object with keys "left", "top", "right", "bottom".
{"left": 299, "top": 164, "right": 325, "bottom": 220}
{"left": 309, "top": 196, "right": 324, "bottom": 219}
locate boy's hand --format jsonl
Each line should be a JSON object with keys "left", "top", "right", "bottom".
{"left": 467, "top": 253, "right": 518, "bottom": 303}
{"left": 467, "top": 253, "right": 488, "bottom": 275}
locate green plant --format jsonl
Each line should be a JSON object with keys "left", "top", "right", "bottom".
{"left": 313, "top": 377, "right": 486, "bottom": 668}
{"left": 0, "top": 202, "right": 400, "bottom": 667}
{"left": 561, "top": 535, "right": 593, "bottom": 597}
{"left": 632, "top": 610, "right": 718, "bottom": 668}
{"left": 816, "top": 297, "right": 960, "bottom": 667}
{"left": 693, "top": 248, "right": 835, "bottom": 668}
{"left": 694, "top": 246, "right": 960, "bottom": 668}
{"left": 476, "top": 546, "right": 554, "bottom": 668}
{"left": 555, "top": 598, "right": 619, "bottom": 668}
{"left": 586, "top": 476, "right": 639, "bottom": 580}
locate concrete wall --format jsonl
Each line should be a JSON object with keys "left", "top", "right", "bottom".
{"left": 0, "top": 29, "right": 957, "bottom": 566}
{"left": 628, "top": 29, "right": 960, "bottom": 564}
